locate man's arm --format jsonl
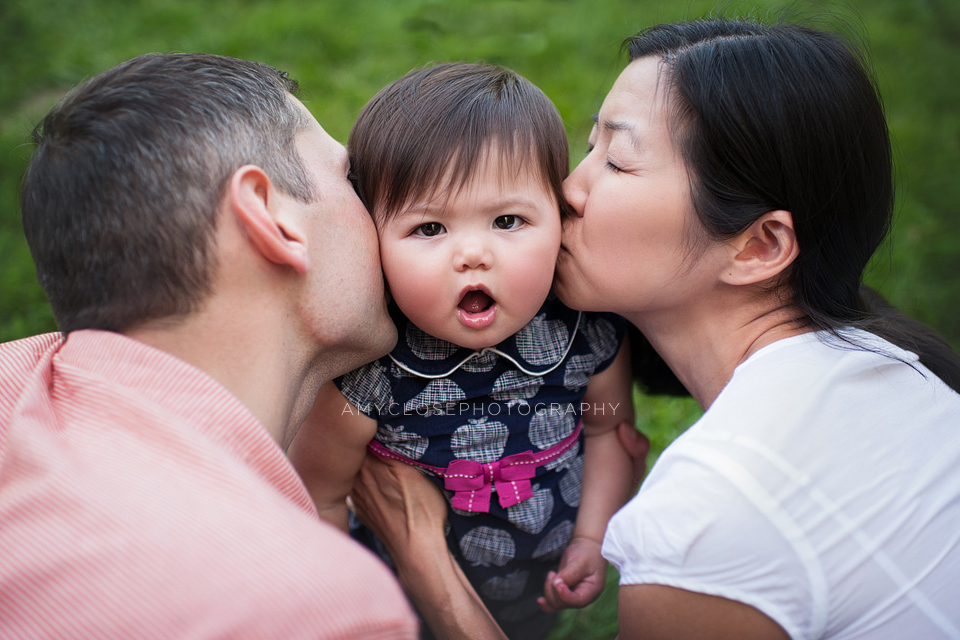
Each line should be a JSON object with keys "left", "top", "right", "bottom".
{"left": 351, "top": 455, "right": 508, "bottom": 640}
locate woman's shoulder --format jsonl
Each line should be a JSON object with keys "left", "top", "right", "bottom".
{"left": 729, "top": 327, "right": 931, "bottom": 399}
{"left": 611, "top": 324, "right": 960, "bottom": 640}
{"left": 742, "top": 327, "right": 916, "bottom": 368}
{"left": 709, "top": 327, "right": 957, "bottom": 437}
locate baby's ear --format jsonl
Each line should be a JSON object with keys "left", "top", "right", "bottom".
{"left": 720, "top": 210, "right": 798, "bottom": 286}
{"left": 227, "top": 165, "right": 308, "bottom": 274}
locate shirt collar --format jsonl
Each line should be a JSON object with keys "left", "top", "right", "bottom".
{"left": 57, "top": 330, "right": 318, "bottom": 515}
{"left": 387, "top": 294, "right": 582, "bottom": 379}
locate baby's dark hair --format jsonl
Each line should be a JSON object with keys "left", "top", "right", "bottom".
{"left": 348, "top": 62, "right": 570, "bottom": 223}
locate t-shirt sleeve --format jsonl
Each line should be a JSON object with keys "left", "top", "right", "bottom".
{"left": 579, "top": 312, "right": 627, "bottom": 375}
{"left": 602, "top": 442, "right": 817, "bottom": 640}
{"left": 335, "top": 359, "right": 395, "bottom": 418}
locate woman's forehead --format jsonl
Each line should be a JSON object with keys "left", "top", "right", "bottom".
{"left": 596, "top": 58, "right": 674, "bottom": 138}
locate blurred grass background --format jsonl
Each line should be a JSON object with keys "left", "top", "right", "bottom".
{"left": 1, "top": 1, "right": 957, "bottom": 637}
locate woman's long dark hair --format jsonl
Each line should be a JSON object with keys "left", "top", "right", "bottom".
{"left": 625, "top": 18, "right": 960, "bottom": 393}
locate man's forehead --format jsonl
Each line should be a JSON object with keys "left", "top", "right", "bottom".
{"left": 289, "top": 95, "right": 332, "bottom": 138}
{"left": 289, "top": 94, "right": 313, "bottom": 117}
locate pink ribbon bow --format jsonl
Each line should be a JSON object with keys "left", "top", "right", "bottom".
{"left": 365, "top": 421, "right": 582, "bottom": 515}
{"left": 444, "top": 451, "right": 537, "bottom": 512}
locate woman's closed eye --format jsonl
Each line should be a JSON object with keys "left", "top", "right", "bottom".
{"left": 605, "top": 160, "right": 624, "bottom": 173}
{"left": 414, "top": 222, "right": 445, "bottom": 237}
{"left": 586, "top": 144, "right": 623, "bottom": 173}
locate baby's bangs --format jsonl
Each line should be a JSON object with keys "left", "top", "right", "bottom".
{"left": 398, "top": 134, "right": 557, "bottom": 219}
{"left": 375, "top": 107, "right": 558, "bottom": 222}
{"left": 351, "top": 62, "right": 569, "bottom": 224}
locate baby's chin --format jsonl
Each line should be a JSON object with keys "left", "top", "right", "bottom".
{"left": 440, "top": 328, "right": 506, "bottom": 352}
{"left": 443, "top": 314, "right": 536, "bottom": 351}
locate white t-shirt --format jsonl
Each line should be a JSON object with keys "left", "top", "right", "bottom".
{"left": 603, "top": 329, "right": 960, "bottom": 639}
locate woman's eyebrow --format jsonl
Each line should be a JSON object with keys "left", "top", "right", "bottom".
{"left": 593, "top": 114, "right": 644, "bottom": 153}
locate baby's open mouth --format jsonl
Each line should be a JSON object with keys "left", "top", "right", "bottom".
{"left": 458, "top": 290, "right": 495, "bottom": 315}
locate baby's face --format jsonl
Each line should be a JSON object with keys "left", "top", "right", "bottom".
{"left": 377, "top": 155, "right": 561, "bottom": 350}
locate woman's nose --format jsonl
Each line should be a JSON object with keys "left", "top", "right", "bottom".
{"left": 562, "top": 163, "right": 588, "bottom": 218}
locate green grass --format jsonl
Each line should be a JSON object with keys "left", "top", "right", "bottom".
{"left": 3, "top": 0, "right": 959, "bottom": 351}
{"left": 0, "top": 1, "right": 957, "bottom": 637}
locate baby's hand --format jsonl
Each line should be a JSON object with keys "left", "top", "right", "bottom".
{"left": 536, "top": 536, "right": 607, "bottom": 612}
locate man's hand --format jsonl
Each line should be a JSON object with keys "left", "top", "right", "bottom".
{"left": 350, "top": 454, "right": 448, "bottom": 558}
{"left": 351, "top": 455, "right": 509, "bottom": 640}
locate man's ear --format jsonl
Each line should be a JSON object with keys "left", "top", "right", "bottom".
{"left": 227, "top": 165, "right": 309, "bottom": 274}
{"left": 720, "top": 210, "right": 799, "bottom": 286}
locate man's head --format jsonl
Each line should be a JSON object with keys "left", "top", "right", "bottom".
{"left": 20, "top": 53, "right": 316, "bottom": 333}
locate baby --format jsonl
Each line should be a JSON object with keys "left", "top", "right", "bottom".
{"left": 289, "top": 62, "right": 635, "bottom": 639}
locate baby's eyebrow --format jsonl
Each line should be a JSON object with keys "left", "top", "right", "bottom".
{"left": 400, "top": 197, "right": 542, "bottom": 218}
{"left": 393, "top": 205, "right": 436, "bottom": 219}
{"left": 479, "top": 197, "right": 543, "bottom": 215}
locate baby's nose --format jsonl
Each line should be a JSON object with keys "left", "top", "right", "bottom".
{"left": 454, "top": 237, "right": 492, "bottom": 271}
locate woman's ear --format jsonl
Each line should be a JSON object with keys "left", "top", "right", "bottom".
{"left": 227, "top": 165, "right": 309, "bottom": 274}
{"left": 720, "top": 210, "right": 799, "bottom": 286}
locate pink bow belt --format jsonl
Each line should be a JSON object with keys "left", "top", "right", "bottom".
{"left": 367, "top": 420, "right": 583, "bottom": 513}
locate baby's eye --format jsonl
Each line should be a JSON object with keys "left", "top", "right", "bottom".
{"left": 494, "top": 215, "right": 521, "bottom": 230}
{"left": 415, "top": 222, "right": 444, "bottom": 237}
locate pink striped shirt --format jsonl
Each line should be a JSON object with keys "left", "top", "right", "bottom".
{"left": 0, "top": 330, "right": 417, "bottom": 639}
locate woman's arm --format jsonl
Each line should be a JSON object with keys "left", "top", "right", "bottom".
{"left": 350, "top": 455, "right": 508, "bottom": 640}
{"left": 617, "top": 584, "right": 790, "bottom": 640}
{"left": 287, "top": 381, "right": 377, "bottom": 531}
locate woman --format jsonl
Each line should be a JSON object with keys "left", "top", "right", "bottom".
{"left": 352, "top": 17, "right": 960, "bottom": 640}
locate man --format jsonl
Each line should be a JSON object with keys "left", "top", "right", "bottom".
{"left": 1, "top": 53, "right": 415, "bottom": 638}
